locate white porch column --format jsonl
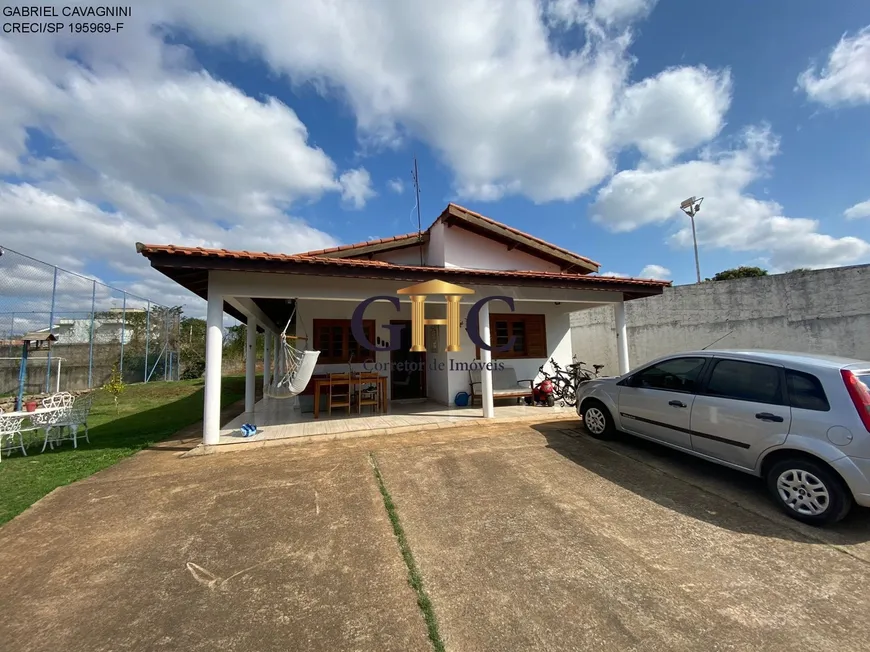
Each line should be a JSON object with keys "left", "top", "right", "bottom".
{"left": 203, "top": 281, "right": 224, "bottom": 445}
{"left": 479, "top": 300, "right": 495, "bottom": 418}
{"left": 245, "top": 317, "right": 258, "bottom": 413}
{"left": 263, "top": 330, "right": 272, "bottom": 393}
{"left": 615, "top": 298, "right": 630, "bottom": 375}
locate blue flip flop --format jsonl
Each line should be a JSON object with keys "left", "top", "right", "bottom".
{"left": 240, "top": 423, "right": 258, "bottom": 437}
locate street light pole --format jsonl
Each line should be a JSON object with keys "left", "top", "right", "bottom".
{"left": 680, "top": 196, "right": 704, "bottom": 283}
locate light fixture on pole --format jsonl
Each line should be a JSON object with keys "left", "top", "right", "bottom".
{"left": 680, "top": 196, "right": 704, "bottom": 283}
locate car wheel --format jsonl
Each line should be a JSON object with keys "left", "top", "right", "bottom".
{"left": 765, "top": 458, "right": 852, "bottom": 526}
{"left": 581, "top": 400, "right": 615, "bottom": 440}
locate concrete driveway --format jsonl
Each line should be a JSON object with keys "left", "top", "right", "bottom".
{"left": 2, "top": 420, "right": 869, "bottom": 651}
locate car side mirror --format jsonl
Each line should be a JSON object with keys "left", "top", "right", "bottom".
{"left": 618, "top": 374, "right": 634, "bottom": 387}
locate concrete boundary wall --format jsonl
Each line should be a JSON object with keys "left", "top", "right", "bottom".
{"left": 570, "top": 265, "right": 870, "bottom": 375}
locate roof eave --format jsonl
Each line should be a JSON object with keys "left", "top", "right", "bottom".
{"left": 137, "top": 246, "right": 669, "bottom": 298}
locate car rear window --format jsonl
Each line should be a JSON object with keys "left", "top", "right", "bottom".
{"left": 705, "top": 359, "right": 784, "bottom": 405}
{"left": 785, "top": 369, "right": 830, "bottom": 411}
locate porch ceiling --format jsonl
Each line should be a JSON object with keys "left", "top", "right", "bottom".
{"left": 153, "top": 268, "right": 289, "bottom": 329}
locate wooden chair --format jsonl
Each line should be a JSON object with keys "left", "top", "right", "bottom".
{"left": 327, "top": 373, "right": 352, "bottom": 416}
{"left": 357, "top": 372, "right": 380, "bottom": 414}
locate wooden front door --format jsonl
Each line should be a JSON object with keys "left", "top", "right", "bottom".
{"left": 389, "top": 320, "right": 426, "bottom": 399}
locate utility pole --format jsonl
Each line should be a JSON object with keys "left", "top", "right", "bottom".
{"left": 680, "top": 196, "right": 704, "bottom": 283}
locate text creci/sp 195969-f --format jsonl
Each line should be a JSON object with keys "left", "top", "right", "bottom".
{"left": 3, "top": 5, "right": 131, "bottom": 34}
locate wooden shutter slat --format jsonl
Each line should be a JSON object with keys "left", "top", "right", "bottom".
{"left": 526, "top": 315, "right": 547, "bottom": 357}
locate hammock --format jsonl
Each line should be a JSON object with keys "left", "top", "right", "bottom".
{"left": 264, "top": 305, "right": 320, "bottom": 399}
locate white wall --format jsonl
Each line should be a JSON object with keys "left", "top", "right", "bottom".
{"left": 297, "top": 298, "right": 410, "bottom": 401}
{"left": 372, "top": 246, "right": 427, "bottom": 265}
{"left": 442, "top": 226, "right": 562, "bottom": 272}
{"left": 296, "top": 297, "right": 575, "bottom": 406}
{"left": 364, "top": 222, "right": 566, "bottom": 273}
{"left": 441, "top": 302, "right": 573, "bottom": 405}
{"left": 570, "top": 265, "right": 870, "bottom": 374}
{"left": 427, "top": 221, "right": 446, "bottom": 266}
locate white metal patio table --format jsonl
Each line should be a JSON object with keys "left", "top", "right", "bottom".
{"left": 3, "top": 407, "right": 66, "bottom": 454}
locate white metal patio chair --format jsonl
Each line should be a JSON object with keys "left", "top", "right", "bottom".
{"left": 0, "top": 414, "right": 27, "bottom": 460}
{"left": 32, "top": 392, "right": 75, "bottom": 452}
{"left": 52, "top": 394, "right": 94, "bottom": 449}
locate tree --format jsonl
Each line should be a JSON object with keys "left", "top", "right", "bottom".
{"left": 223, "top": 324, "right": 264, "bottom": 361}
{"left": 709, "top": 266, "right": 768, "bottom": 281}
{"left": 179, "top": 317, "right": 207, "bottom": 379}
{"left": 118, "top": 305, "right": 182, "bottom": 381}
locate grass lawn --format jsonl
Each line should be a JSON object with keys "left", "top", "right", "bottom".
{"left": 0, "top": 375, "right": 248, "bottom": 526}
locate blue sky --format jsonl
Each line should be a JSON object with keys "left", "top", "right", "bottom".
{"left": 1, "top": 0, "right": 869, "bottom": 319}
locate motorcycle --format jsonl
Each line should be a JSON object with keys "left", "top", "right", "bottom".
{"left": 526, "top": 377, "right": 556, "bottom": 407}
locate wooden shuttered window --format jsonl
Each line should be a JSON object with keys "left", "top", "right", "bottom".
{"left": 476, "top": 313, "right": 547, "bottom": 359}
{"left": 312, "top": 319, "right": 375, "bottom": 364}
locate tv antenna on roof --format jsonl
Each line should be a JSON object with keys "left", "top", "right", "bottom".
{"left": 412, "top": 157, "right": 424, "bottom": 265}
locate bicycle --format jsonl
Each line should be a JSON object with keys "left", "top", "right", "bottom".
{"left": 541, "top": 358, "right": 581, "bottom": 407}
{"left": 571, "top": 357, "right": 605, "bottom": 382}
{"left": 540, "top": 356, "right": 605, "bottom": 407}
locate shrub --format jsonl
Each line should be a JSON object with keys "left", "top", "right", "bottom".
{"left": 104, "top": 364, "right": 126, "bottom": 414}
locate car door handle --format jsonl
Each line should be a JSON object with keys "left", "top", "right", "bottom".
{"left": 668, "top": 400, "right": 687, "bottom": 408}
{"left": 755, "top": 412, "right": 784, "bottom": 422}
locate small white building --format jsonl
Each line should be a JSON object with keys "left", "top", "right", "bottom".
{"left": 32, "top": 308, "right": 146, "bottom": 345}
{"left": 137, "top": 203, "right": 669, "bottom": 446}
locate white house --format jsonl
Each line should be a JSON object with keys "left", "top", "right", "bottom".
{"left": 136, "top": 203, "right": 669, "bottom": 446}
{"left": 31, "top": 308, "right": 146, "bottom": 345}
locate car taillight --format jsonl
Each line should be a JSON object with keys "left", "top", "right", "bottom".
{"left": 841, "top": 369, "right": 870, "bottom": 432}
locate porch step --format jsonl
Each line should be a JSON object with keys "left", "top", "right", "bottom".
{"left": 184, "top": 409, "right": 579, "bottom": 457}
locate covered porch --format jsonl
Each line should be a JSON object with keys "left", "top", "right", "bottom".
{"left": 135, "top": 243, "right": 669, "bottom": 448}
{"left": 219, "top": 397, "right": 577, "bottom": 444}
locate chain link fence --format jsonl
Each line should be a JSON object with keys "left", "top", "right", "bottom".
{"left": 0, "top": 246, "right": 181, "bottom": 399}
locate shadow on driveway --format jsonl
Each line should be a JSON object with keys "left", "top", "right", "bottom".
{"left": 533, "top": 420, "right": 870, "bottom": 547}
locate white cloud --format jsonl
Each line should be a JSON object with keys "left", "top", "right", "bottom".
{"left": 613, "top": 66, "right": 732, "bottom": 163}
{"left": 591, "top": 125, "right": 870, "bottom": 270}
{"left": 844, "top": 199, "right": 870, "bottom": 220}
{"left": 54, "top": 72, "right": 342, "bottom": 204}
{"left": 1, "top": 0, "right": 865, "bottom": 319}
{"left": 148, "top": 0, "right": 725, "bottom": 203}
{"left": 592, "top": 0, "right": 656, "bottom": 26}
{"left": 0, "top": 22, "right": 361, "bottom": 316}
{"left": 338, "top": 168, "right": 376, "bottom": 209}
{"left": 797, "top": 26, "right": 870, "bottom": 107}
{"left": 0, "top": 182, "right": 337, "bottom": 316}
{"left": 387, "top": 178, "right": 405, "bottom": 194}
{"left": 598, "top": 264, "right": 669, "bottom": 279}
{"left": 639, "top": 264, "right": 670, "bottom": 279}
{"left": 544, "top": 0, "right": 656, "bottom": 28}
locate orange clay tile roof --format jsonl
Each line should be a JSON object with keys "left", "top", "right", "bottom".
{"left": 134, "top": 243, "right": 671, "bottom": 287}
{"left": 296, "top": 232, "right": 423, "bottom": 257}
{"left": 294, "top": 203, "right": 600, "bottom": 270}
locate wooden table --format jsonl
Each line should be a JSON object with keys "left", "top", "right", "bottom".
{"left": 312, "top": 375, "right": 387, "bottom": 419}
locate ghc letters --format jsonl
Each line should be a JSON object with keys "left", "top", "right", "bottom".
{"left": 351, "top": 294, "right": 518, "bottom": 354}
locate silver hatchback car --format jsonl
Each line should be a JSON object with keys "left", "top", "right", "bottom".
{"left": 576, "top": 350, "right": 870, "bottom": 526}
